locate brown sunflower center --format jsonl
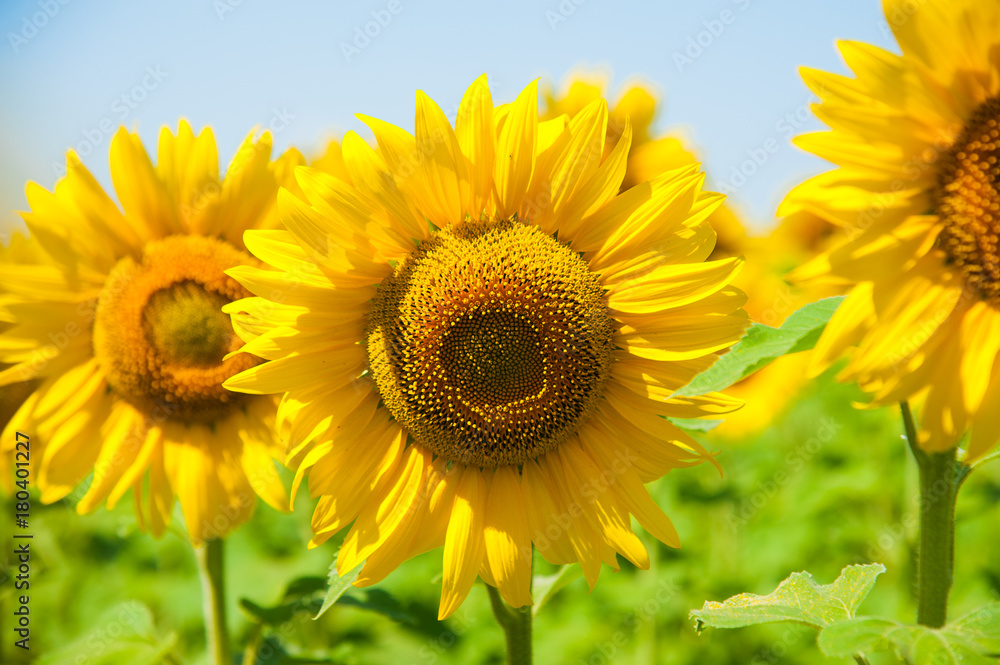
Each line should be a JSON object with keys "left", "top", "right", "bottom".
{"left": 937, "top": 96, "right": 1000, "bottom": 300}
{"left": 93, "top": 235, "right": 260, "bottom": 423}
{"left": 366, "top": 219, "right": 615, "bottom": 467}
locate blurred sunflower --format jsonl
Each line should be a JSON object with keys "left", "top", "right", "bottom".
{"left": 543, "top": 74, "right": 826, "bottom": 435}
{"left": 782, "top": 0, "right": 1000, "bottom": 459}
{"left": 224, "top": 76, "right": 749, "bottom": 618}
{"left": 0, "top": 233, "right": 42, "bottom": 444}
{"left": 0, "top": 122, "right": 298, "bottom": 543}
{"left": 709, "top": 212, "right": 842, "bottom": 436}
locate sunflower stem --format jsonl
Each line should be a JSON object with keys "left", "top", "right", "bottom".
{"left": 196, "top": 538, "right": 231, "bottom": 665}
{"left": 486, "top": 584, "right": 533, "bottom": 665}
{"left": 900, "top": 401, "right": 958, "bottom": 628}
{"left": 241, "top": 623, "right": 264, "bottom": 665}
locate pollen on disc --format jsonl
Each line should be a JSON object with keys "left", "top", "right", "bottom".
{"left": 93, "top": 235, "right": 260, "bottom": 423}
{"left": 937, "top": 96, "right": 1000, "bottom": 301}
{"left": 366, "top": 219, "right": 615, "bottom": 467}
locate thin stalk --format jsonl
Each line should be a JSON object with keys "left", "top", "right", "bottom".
{"left": 900, "top": 401, "right": 958, "bottom": 628}
{"left": 195, "top": 538, "right": 231, "bottom": 665}
{"left": 241, "top": 622, "right": 264, "bottom": 665}
{"left": 486, "top": 584, "right": 533, "bottom": 665}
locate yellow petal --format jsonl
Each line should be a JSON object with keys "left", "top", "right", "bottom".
{"left": 494, "top": 81, "right": 538, "bottom": 219}
{"left": 414, "top": 89, "right": 466, "bottom": 225}
{"left": 455, "top": 74, "right": 496, "bottom": 217}
{"left": 608, "top": 257, "right": 743, "bottom": 313}
{"left": 439, "top": 465, "right": 487, "bottom": 620}
{"left": 484, "top": 466, "right": 533, "bottom": 608}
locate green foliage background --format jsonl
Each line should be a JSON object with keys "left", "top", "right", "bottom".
{"left": 3, "top": 368, "right": 1000, "bottom": 664}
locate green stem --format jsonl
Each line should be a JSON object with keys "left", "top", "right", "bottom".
{"left": 966, "top": 448, "right": 1000, "bottom": 476}
{"left": 852, "top": 655, "right": 871, "bottom": 665}
{"left": 900, "top": 401, "right": 958, "bottom": 628}
{"left": 196, "top": 538, "right": 231, "bottom": 665}
{"left": 241, "top": 623, "right": 264, "bottom": 665}
{"left": 486, "top": 584, "right": 533, "bottom": 665}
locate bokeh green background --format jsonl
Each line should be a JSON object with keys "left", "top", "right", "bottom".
{"left": 5, "top": 366, "right": 999, "bottom": 664}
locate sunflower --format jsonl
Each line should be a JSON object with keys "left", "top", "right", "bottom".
{"left": 224, "top": 76, "right": 748, "bottom": 618}
{"left": 0, "top": 233, "right": 42, "bottom": 446}
{"left": 709, "top": 236, "right": 815, "bottom": 437}
{"left": 708, "top": 212, "right": 843, "bottom": 437}
{"left": 771, "top": 210, "right": 839, "bottom": 258}
{"left": 781, "top": 0, "right": 1000, "bottom": 459}
{"left": 544, "top": 73, "right": 823, "bottom": 435}
{"left": 0, "top": 121, "right": 297, "bottom": 543}
{"left": 542, "top": 74, "right": 744, "bottom": 225}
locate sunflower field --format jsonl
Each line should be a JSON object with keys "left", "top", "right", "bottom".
{"left": 3, "top": 1, "right": 1000, "bottom": 664}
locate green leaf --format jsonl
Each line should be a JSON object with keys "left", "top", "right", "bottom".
{"left": 667, "top": 417, "right": 723, "bottom": 433}
{"left": 282, "top": 576, "right": 328, "bottom": 598}
{"left": 690, "top": 563, "right": 884, "bottom": 632}
{"left": 36, "top": 600, "right": 177, "bottom": 665}
{"left": 678, "top": 296, "right": 845, "bottom": 396}
{"left": 337, "top": 589, "right": 418, "bottom": 625}
{"left": 251, "top": 638, "right": 340, "bottom": 665}
{"left": 241, "top": 598, "right": 300, "bottom": 625}
{"left": 949, "top": 601, "right": 1000, "bottom": 653}
{"left": 315, "top": 554, "right": 364, "bottom": 620}
{"left": 819, "top": 617, "right": 1000, "bottom": 665}
{"left": 532, "top": 565, "right": 584, "bottom": 616}
{"left": 817, "top": 617, "right": 913, "bottom": 657}
{"left": 241, "top": 576, "right": 329, "bottom": 625}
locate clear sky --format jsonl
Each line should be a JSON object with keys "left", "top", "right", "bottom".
{"left": 0, "top": 0, "right": 897, "bottom": 236}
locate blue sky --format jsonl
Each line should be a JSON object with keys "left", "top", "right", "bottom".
{"left": 0, "top": 0, "right": 896, "bottom": 236}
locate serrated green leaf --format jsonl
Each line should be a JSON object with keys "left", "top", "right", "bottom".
{"left": 315, "top": 554, "right": 364, "bottom": 620}
{"left": 819, "top": 617, "right": 999, "bottom": 665}
{"left": 532, "top": 565, "right": 584, "bottom": 616}
{"left": 690, "top": 563, "right": 884, "bottom": 632}
{"left": 678, "top": 296, "right": 845, "bottom": 396}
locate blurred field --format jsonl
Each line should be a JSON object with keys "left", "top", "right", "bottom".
{"left": 3, "top": 367, "right": 999, "bottom": 664}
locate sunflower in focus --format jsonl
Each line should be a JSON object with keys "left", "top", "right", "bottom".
{"left": 225, "top": 76, "right": 749, "bottom": 618}
{"left": 782, "top": 0, "right": 1000, "bottom": 459}
{"left": 0, "top": 122, "right": 297, "bottom": 543}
